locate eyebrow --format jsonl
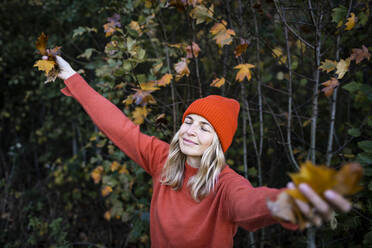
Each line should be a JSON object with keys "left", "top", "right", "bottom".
{"left": 186, "top": 116, "right": 212, "bottom": 127}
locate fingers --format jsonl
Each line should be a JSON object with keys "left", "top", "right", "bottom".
{"left": 294, "top": 199, "right": 322, "bottom": 227}
{"left": 324, "top": 190, "right": 352, "bottom": 213}
{"left": 298, "top": 183, "right": 333, "bottom": 220}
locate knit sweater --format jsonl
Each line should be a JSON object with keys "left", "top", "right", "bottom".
{"left": 61, "top": 74, "right": 296, "bottom": 248}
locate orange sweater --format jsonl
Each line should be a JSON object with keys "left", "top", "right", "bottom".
{"left": 62, "top": 74, "right": 296, "bottom": 248}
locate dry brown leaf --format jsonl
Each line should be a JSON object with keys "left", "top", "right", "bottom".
{"left": 36, "top": 32, "right": 47, "bottom": 55}
{"left": 186, "top": 42, "right": 201, "bottom": 58}
{"left": 234, "top": 40, "right": 249, "bottom": 57}
{"left": 174, "top": 58, "right": 190, "bottom": 80}
{"left": 321, "top": 77, "right": 339, "bottom": 97}
{"left": 333, "top": 163, "right": 363, "bottom": 195}
{"left": 350, "top": 45, "right": 371, "bottom": 64}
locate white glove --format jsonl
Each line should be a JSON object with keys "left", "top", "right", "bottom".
{"left": 55, "top": 56, "right": 76, "bottom": 80}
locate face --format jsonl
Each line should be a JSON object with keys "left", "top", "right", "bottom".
{"left": 178, "top": 114, "right": 215, "bottom": 159}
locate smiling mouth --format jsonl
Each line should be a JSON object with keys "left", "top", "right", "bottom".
{"left": 182, "top": 137, "right": 198, "bottom": 145}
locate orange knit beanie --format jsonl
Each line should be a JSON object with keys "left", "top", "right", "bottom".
{"left": 182, "top": 95, "right": 240, "bottom": 152}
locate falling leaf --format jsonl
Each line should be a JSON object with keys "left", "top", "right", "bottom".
{"left": 157, "top": 74, "right": 173, "bottom": 87}
{"left": 321, "top": 78, "right": 339, "bottom": 97}
{"left": 350, "top": 45, "right": 371, "bottom": 64}
{"left": 132, "top": 106, "right": 150, "bottom": 125}
{"left": 210, "top": 20, "right": 235, "bottom": 48}
{"left": 104, "top": 210, "right": 111, "bottom": 221}
{"left": 345, "top": 12, "right": 356, "bottom": 31}
{"left": 186, "top": 42, "right": 201, "bottom": 58}
{"left": 102, "top": 185, "right": 113, "bottom": 197}
{"left": 234, "top": 40, "right": 249, "bottom": 57}
{"left": 319, "top": 59, "right": 337, "bottom": 73}
{"left": 111, "top": 161, "right": 120, "bottom": 172}
{"left": 210, "top": 77, "right": 225, "bottom": 88}
{"left": 335, "top": 58, "right": 350, "bottom": 79}
{"left": 189, "top": 4, "right": 214, "bottom": 24}
{"left": 36, "top": 32, "right": 47, "bottom": 55}
{"left": 272, "top": 47, "right": 287, "bottom": 64}
{"left": 91, "top": 166, "right": 104, "bottom": 184}
{"left": 234, "top": 64, "right": 255, "bottom": 82}
{"left": 174, "top": 58, "right": 190, "bottom": 80}
{"left": 33, "top": 60, "right": 56, "bottom": 74}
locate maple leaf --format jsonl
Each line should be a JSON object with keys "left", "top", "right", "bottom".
{"left": 157, "top": 73, "right": 173, "bottom": 87}
{"left": 345, "top": 12, "right": 356, "bottom": 31}
{"left": 34, "top": 60, "right": 56, "bottom": 74}
{"left": 234, "top": 64, "right": 255, "bottom": 82}
{"left": 189, "top": 4, "right": 214, "bottom": 24}
{"left": 210, "top": 20, "right": 235, "bottom": 48}
{"left": 335, "top": 58, "right": 350, "bottom": 79}
{"left": 36, "top": 32, "right": 47, "bottom": 55}
{"left": 132, "top": 89, "right": 156, "bottom": 106}
{"left": 132, "top": 106, "right": 150, "bottom": 125}
{"left": 321, "top": 77, "right": 339, "bottom": 97}
{"left": 319, "top": 59, "right": 337, "bottom": 73}
{"left": 91, "top": 166, "right": 104, "bottom": 184}
{"left": 186, "top": 42, "right": 201, "bottom": 58}
{"left": 102, "top": 186, "right": 113, "bottom": 197}
{"left": 333, "top": 163, "right": 363, "bottom": 195}
{"left": 174, "top": 58, "right": 190, "bottom": 80}
{"left": 234, "top": 39, "right": 249, "bottom": 57}
{"left": 210, "top": 77, "right": 225, "bottom": 88}
{"left": 350, "top": 45, "right": 371, "bottom": 64}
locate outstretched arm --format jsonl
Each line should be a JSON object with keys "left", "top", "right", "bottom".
{"left": 56, "top": 56, "right": 169, "bottom": 176}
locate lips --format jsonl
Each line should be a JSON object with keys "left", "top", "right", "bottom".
{"left": 182, "top": 137, "right": 198, "bottom": 145}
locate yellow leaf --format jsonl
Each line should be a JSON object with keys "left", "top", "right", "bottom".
{"left": 335, "top": 58, "right": 350, "bottom": 79}
{"left": 139, "top": 81, "right": 160, "bottom": 91}
{"left": 36, "top": 32, "right": 47, "bottom": 55}
{"left": 129, "top": 21, "right": 142, "bottom": 35}
{"left": 104, "top": 210, "right": 111, "bottom": 221}
{"left": 234, "top": 64, "right": 255, "bottom": 82}
{"left": 101, "top": 185, "right": 113, "bottom": 197}
{"left": 33, "top": 60, "right": 56, "bottom": 74}
{"left": 174, "top": 58, "right": 190, "bottom": 80}
{"left": 272, "top": 47, "right": 287, "bottom": 64}
{"left": 157, "top": 73, "right": 173, "bottom": 87}
{"left": 319, "top": 59, "right": 337, "bottom": 73}
{"left": 210, "top": 77, "right": 225, "bottom": 88}
{"left": 210, "top": 20, "right": 235, "bottom": 48}
{"left": 345, "top": 12, "right": 356, "bottom": 31}
{"left": 119, "top": 164, "right": 129, "bottom": 174}
{"left": 123, "top": 94, "right": 134, "bottom": 106}
{"left": 111, "top": 161, "right": 120, "bottom": 172}
{"left": 91, "top": 166, "right": 104, "bottom": 184}
{"left": 321, "top": 77, "right": 339, "bottom": 97}
{"left": 132, "top": 106, "right": 150, "bottom": 125}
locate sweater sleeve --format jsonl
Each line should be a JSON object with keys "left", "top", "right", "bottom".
{"left": 61, "top": 73, "right": 169, "bottom": 176}
{"left": 222, "top": 172, "right": 297, "bottom": 232}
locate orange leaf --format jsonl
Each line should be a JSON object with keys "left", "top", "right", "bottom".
{"left": 210, "top": 20, "right": 235, "bottom": 48}
{"left": 111, "top": 161, "right": 120, "bottom": 172}
{"left": 350, "top": 45, "right": 371, "bottom": 64}
{"left": 210, "top": 77, "right": 225, "bottom": 88}
{"left": 186, "top": 42, "right": 201, "bottom": 58}
{"left": 321, "top": 77, "right": 339, "bottom": 97}
{"left": 33, "top": 60, "right": 56, "bottom": 74}
{"left": 104, "top": 210, "right": 111, "bottom": 221}
{"left": 101, "top": 186, "right": 113, "bottom": 197}
{"left": 91, "top": 166, "right": 104, "bottom": 184}
{"left": 157, "top": 74, "right": 173, "bottom": 87}
{"left": 119, "top": 164, "right": 130, "bottom": 174}
{"left": 234, "top": 64, "right": 255, "bottom": 82}
{"left": 36, "top": 32, "right": 47, "bottom": 55}
{"left": 234, "top": 40, "right": 249, "bottom": 57}
{"left": 333, "top": 163, "right": 363, "bottom": 195}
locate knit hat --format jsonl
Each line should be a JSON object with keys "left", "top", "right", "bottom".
{"left": 182, "top": 95, "right": 240, "bottom": 152}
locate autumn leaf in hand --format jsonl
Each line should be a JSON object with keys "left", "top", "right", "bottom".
{"left": 321, "top": 77, "right": 339, "bottom": 97}
{"left": 234, "top": 64, "right": 255, "bottom": 82}
{"left": 210, "top": 20, "right": 235, "bottom": 48}
{"left": 33, "top": 33, "right": 61, "bottom": 83}
{"left": 350, "top": 45, "right": 371, "bottom": 64}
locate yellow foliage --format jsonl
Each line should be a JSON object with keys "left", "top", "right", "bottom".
{"left": 345, "top": 12, "right": 356, "bottom": 31}
{"left": 210, "top": 20, "right": 235, "bottom": 48}
{"left": 91, "top": 166, "right": 104, "bottom": 184}
{"left": 101, "top": 186, "right": 113, "bottom": 197}
{"left": 210, "top": 77, "right": 225, "bottom": 88}
{"left": 111, "top": 161, "right": 120, "bottom": 172}
{"left": 234, "top": 64, "right": 255, "bottom": 82}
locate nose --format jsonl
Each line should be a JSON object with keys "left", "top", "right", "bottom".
{"left": 186, "top": 124, "right": 197, "bottom": 136}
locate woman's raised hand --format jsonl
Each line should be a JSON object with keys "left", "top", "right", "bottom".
{"left": 42, "top": 55, "right": 76, "bottom": 80}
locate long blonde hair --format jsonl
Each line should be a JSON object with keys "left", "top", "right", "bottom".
{"left": 160, "top": 130, "right": 226, "bottom": 201}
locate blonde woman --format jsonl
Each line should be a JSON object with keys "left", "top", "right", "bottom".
{"left": 55, "top": 56, "right": 351, "bottom": 247}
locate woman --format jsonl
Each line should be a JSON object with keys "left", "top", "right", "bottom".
{"left": 55, "top": 56, "right": 350, "bottom": 247}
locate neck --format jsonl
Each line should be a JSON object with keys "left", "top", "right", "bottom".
{"left": 186, "top": 156, "right": 201, "bottom": 168}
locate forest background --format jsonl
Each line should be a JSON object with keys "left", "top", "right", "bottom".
{"left": 1, "top": 0, "right": 371, "bottom": 247}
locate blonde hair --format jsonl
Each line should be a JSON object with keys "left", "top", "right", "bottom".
{"left": 160, "top": 130, "right": 226, "bottom": 201}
